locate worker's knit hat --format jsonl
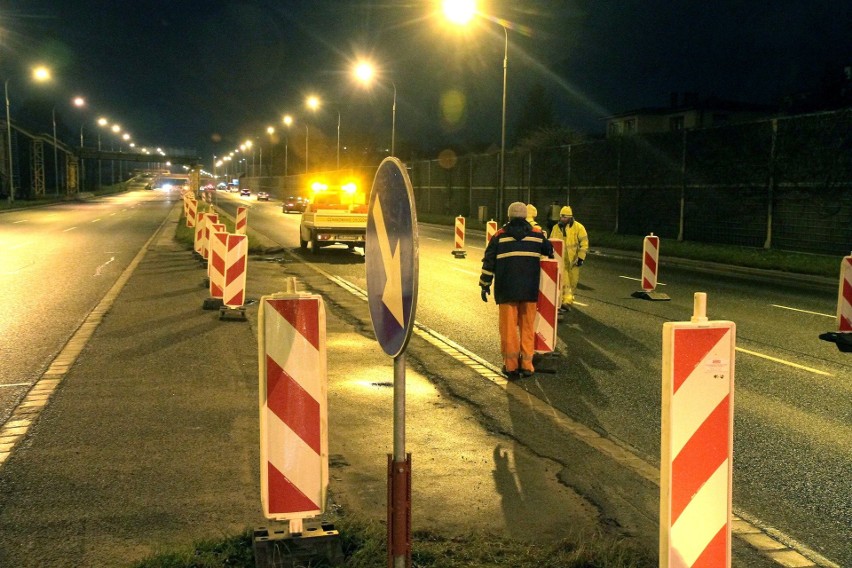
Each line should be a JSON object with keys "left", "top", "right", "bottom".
{"left": 508, "top": 202, "right": 527, "bottom": 219}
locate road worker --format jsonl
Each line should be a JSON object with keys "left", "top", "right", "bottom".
{"left": 549, "top": 205, "right": 588, "bottom": 311}
{"left": 526, "top": 204, "right": 540, "bottom": 228}
{"left": 480, "top": 202, "right": 554, "bottom": 378}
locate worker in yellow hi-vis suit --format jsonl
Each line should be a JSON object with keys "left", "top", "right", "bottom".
{"left": 549, "top": 205, "right": 588, "bottom": 311}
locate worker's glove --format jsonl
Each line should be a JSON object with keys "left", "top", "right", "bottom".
{"left": 480, "top": 286, "right": 490, "bottom": 303}
{"left": 575, "top": 258, "right": 584, "bottom": 267}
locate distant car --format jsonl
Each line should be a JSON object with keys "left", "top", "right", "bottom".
{"left": 282, "top": 196, "right": 307, "bottom": 213}
{"left": 257, "top": 191, "right": 269, "bottom": 201}
{"left": 216, "top": 182, "right": 227, "bottom": 191}
{"left": 240, "top": 188, "right": 251, "bottom": 197}
{"left": 153, "top": 177, "right": 190, "bottom": 192}
{"left": 228, "top": 183, "right": 239, "bottom": 193}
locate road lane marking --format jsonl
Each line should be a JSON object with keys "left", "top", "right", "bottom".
{"left": 63, "top": 227, "right": 78, "bottom": 232}
{"left": 771, "top": 304, "right": 834, "bottom": 318}
{"left": 91, "top": 218, "right": 101, "bottom": 223}
{"left": 426, "top": 237, "right": 441, "bottom": 241}
{"left": 0, "top": 383, "right": 31, "bottom": 388}
{"left": 736, "top": 347, "right": 833, "bottom": 377}
{"left": 94, "top": 256, "right": 115, "bottom": 276}
{"left": 619, "top": 275, "right": 667, "bottom": 286}
{"left": 12, "top": 220, "right": 27, "bottom": 224}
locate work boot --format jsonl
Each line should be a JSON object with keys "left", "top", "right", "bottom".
{"left": 519, "top": 369, "right": 534, "bottom": 378}
{"left": 502, "top": 366, "right": 520, "bottom": 379}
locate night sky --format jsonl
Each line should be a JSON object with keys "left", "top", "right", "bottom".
{"left": 1, "top": 1, "right": 849, "bottom": 164}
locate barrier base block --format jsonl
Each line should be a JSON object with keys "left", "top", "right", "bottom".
{"left": 219, "top": 306, "right": 247, "bottom": 321}
{"left": 203, "top": 297, "right": 224, "bottom": 310}
{"left": 451, "top": 249, "right": 467, "bottom": 258}
{"left": 819, "top": 331, "right": 852, "bottom": 353}
{"left": 253, "top": 522, "right": 344, "bottom": 568}
{"left": 631, "top": 289, "right": 671, "bottom": 301}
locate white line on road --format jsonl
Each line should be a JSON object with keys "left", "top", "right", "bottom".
{"left": 12, "top": 220, "right": 27, "bottom": 224}
{"left": 0, "top": 383, "right": 31, "bottom": 388}
{"left": 91, "top": 218, "right": 101, "bottom": 223}
{"left": 771, "top": 304, "right": 835, "bottom": 318}
{"left": 426, "top": 237, "right": 442, "bottom": 241}
{"left": 63, "top": 227, "right": 78, "bottom": 232}
{"left": 619, "top": 275, "right": 667, "bottom": 286}
{"left": 736, "top": 347, "right": 833, "bottom": 377}
{"left": 94, "top": 256, "right": 115, "bottom": 276}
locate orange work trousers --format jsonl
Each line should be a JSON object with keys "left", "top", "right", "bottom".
{"left": 498, "top": 301, "right": 537, "bottom": 372}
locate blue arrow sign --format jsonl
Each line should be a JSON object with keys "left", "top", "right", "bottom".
{"left": 366, "top": 158, "right": 419, "bottom": 357}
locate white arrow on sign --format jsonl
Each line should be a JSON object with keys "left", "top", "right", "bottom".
{"left": 371, "top": 195, "right": 404, "bottom": 327}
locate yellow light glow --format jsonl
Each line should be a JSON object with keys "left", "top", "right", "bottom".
{"left": 311, "top": 181, "right": 328, "bottom": 192}
{"left": 32, "top": 66, "right": 51, "bottom": 82}
{"left": 306, "top": 96, "right": 320, "bottom": 110}
{"left": 73, "top": 97, "right": 85, "bottom": 107}
{"left": 245, "top": 140, "right": 253, "bottom": 148}
{"left": 443, "top": 0, "right": 476, "bottom": 25}
{"left": 283, "top": 115, "right": 293, "bottom": 126}
{"left": 354, "top": 61, "right": 374, "bottom": 84}
{"left": 111, "top": 124, "right": 121, "bottom": 133}
{"left": 341, "top": 182, "right": 357, "bottom": 194}
{"left": 267, "top": 126, "right": 274, "bottom": 134}
{"left": 97, "top": 117, "right": 108, "bottom": 126}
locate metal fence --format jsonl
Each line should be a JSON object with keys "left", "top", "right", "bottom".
{"left": 405, "top": 108, "right": 852, "bottom": 256}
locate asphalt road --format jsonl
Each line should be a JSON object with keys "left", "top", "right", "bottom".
{"left": 217, "top": 191, "right": 851, "bottom": 567}
{"left": 0, "top": 192, "right": 179, "bottom": 425}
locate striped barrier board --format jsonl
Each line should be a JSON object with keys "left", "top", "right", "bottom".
{"left": 633, "top": 233, "right": 670, "bottom": 301}
{"left": 485, "top": 220, "right": 498, "bottom": 247}
{"left": 208, "top": 229, "right": 228, "bottom": 299}
{"left": 661, "top": 295, "right": 735, "bottom": 568}
{"left": 201, "top": 214, "right": 219, "bottom": 260}
{"left": 452, "top": 215, "right": 466, "bottom": 257}
{"left": 258, "top": 293, "right": 328, "bottom": 522}
{"left": 550, "top": 239, "right": 564, "bottom": 310}
{"left": 235, "top": 206, "right": 248, "bottom": 235}
{"left": 194, "top": 212, "right": 208, "bottom": 254}
{"left": 222, "top": 233, "right": 248, "bottom": 309}
{"left": 838, "top": 253, "right": 852, "bottom": 332}
{"left": 534, "top": 258, "right": 560, "bottom": 353}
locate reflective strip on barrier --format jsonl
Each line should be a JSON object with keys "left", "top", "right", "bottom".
{"left": 454, "top": 216, "right": 465, "bottom": 250}
{"left": 534, "top": 258, "right": 560, "bottom": 353}
{"left": 201, "top": 214, "right": 219, "bottom": 260}
{"left": 208, "top": 230, "right": 228, "bottom": 299}
{"left": 643, "top": 234, "right": 660, "bottom": 292}
{"left": 661, "top": 317, "right": 735, "bottom": 568}
{"left": 259, "top": 294, "right": 328, "bottom": 521}
{"left": 486, "top": 220, "right": 498, "bottom": 247}
{"left": 235, "top": 206, "right": 248, "bottom": 235}
{"left": 223, "top": 233, "right": 247, "bottom": 308}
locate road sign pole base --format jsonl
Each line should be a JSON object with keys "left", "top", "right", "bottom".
{"left": 219, "top": 306, "right": 247, "bottom": 321}
{"left": 819, "top": 331, "right": 852, "bottom": 352}
{"left": 252, "top": 522, "right": 344, "bottom": 568}
{"left": 387, "top": 453, "right": 412, "bottom": 568}
{"left": 202, "top": 297, "right": 224, "bottom": 310}
{"left": 632, "top": 289, "right": 671, "bottom": 301}
{"left": 451, "top": 249, "right": 467, "bottom": 259}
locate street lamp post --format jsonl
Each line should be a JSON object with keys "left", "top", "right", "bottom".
{"left": 444, "top": 3, "right": 509, "bottom": 220}
{"left": 5, "top": 79, "right": 14, "bottom": 204}
{"left": 283, "top": 115, "right": 293, "bottom": 177}
{"left": 353, "top": 62, "right": 397, "bottom": 156}
{"left": 52, "top": 106, "right": 59, "bottom": 197}
{"left": 304, "top": 124, "right": 309, "bottom": 174}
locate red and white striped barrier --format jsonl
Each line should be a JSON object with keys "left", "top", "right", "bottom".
{"left": 642, "top": 234, "right": 660, "bottom": 291}
{"left": 235, "top": 206, "right": 248, "bottom": 235}
{"left": 485, "top": 220, "right": 498, "bottom": 247}
{"left": 452, "top": 215, "right": 466, "bottom": 258}
{"left": 259, "top": 286, "right": 328, "bottom": 526}
{"left": 534, "top": 258, "right": 560, "bottom": 353}
{"left": 184, "top": 196, "right": 198, "bottom": 228}
{"left": 837, "top": 253, "right": 852, "bottom": 332}
{"left": 550, "top": 239, "right": 564, "bottom": 310}
{"left": 201, "top": 213, "right": 219, "bottom": 261}
{"left": 208, "top": 227, "right": 228, "bottom": 299}
{"left": 222, "top": 233, "right": 248, "bottom": 309}
{"left": 633, "top": 233, "right": 670, "bottom": 301}
{"left": 194, "top": 212, "right": 208, "bottom": 255}
{"left": 661, "top": 292, "right": 735, "bottom": 568}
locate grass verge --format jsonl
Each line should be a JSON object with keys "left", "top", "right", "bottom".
{"left": 174, "top": 204, "right": 264, "bottom": 253}
{"left": 132, "top": 513, "right": 654, "bottom": 568}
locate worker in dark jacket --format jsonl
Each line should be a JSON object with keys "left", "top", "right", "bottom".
{"left": 480, "top": 202, "right": 554, "bottom": 378}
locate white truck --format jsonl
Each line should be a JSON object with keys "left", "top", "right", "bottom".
{"left": 299, "top": 178, "right": 368, "bottom": 254}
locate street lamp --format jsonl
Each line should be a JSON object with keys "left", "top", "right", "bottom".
{"left": 444, "top": 0, "right": 508, "bottom": 220}
{"left": 354, "top": 61, "right": 397, "bottom": 156}
{"left": 32, "top": 67, "right": 60, "bottom": 197}
{"left": 266, "top": 126, "right": 275, "bottom": 175}
{"left": 73, "top": 97, "right": 85, "bottom": 191}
